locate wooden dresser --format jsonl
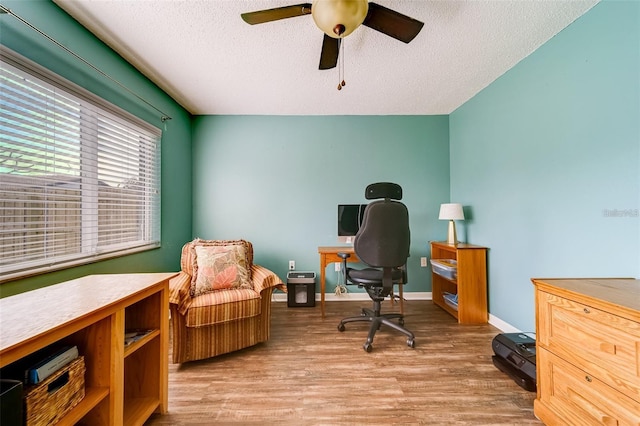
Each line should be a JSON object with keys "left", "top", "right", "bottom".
{"left": 531, "top": 278, "right": 640, "bottom": 425}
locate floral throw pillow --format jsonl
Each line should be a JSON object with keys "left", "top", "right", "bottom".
{"left": 184, "top": 239, "right": 253, "bottom": 279}
{"left": 191, "top": 244, "right": 252, "bottom": 297}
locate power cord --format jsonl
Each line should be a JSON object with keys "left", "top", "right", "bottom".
{"left": 334, "top": 262, "right": 348, "bottom": 296}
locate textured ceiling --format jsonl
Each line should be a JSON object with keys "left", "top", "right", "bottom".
{"left": 53, "top": 0, "right": 599, "bottom": 115}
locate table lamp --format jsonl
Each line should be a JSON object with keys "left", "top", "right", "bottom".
{"left": 439, "top": 203, "right": 464, "bottom": 244}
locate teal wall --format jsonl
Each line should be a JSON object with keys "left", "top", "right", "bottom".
{"left": 449, "top": 0, "right": 640, "bottom": 330}
{"left": 192, "top": 115, "right": 450, "bottom": 292}
{"left": 3, "top": 0, "right": 638, "bottom": 333}
{"left": 0, "top": 0, "right": 193, "bottom": 297}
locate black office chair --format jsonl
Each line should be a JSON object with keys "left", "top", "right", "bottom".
{"left": 337, "top": 182, "right": 415, "bottom": 352}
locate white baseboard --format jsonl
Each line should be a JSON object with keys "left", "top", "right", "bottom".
{"left": 488, "top": 314, "right": 522, "bottom": 333}
{"left": 273, "top": 292, "right": 524, "bottom": 334}
{"left": 272, "top": 292, "right": 432, "bottom": 302}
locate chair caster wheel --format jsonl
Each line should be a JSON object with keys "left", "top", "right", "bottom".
{"left": 363, "top": 343, "right": 373, "bottom": 352}
{"left": 398, "top": 318, "right": 404, "bottom": 326}
{"left": 338, "top": 323, "right": 345, "bottom": 332}
{"left": 407, "top": 339, "right": 415, "bottom": 348}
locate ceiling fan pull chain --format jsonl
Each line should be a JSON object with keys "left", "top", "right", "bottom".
{"left": 338, "top": 39, "right": 346, "bottom": 91}
{"left": 337, "top": 39, "right": 342, "bottom": 90}
{"left": 341, "top": 39, "right": 346, "bottom": 88}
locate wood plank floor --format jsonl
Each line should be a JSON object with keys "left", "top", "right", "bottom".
{"left": 146, "top": 300, "right": 541, "bottom": 425}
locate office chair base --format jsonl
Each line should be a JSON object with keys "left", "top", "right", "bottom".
{"left": 338, "top": 310, "right": 416, "bottom": 352}
{"left": 359, "top": 307, "right": 403, "bottom": 325}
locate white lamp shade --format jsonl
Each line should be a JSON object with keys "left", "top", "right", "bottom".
{"left": 439, "top": 203, "right": 464, "bottom": 220}
{"left": 312, "top": 0, "right": 369, "bottom": 38}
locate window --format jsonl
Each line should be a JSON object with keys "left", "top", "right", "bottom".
{"left": 0, "top": 49, "right": 161, "bottom": 281}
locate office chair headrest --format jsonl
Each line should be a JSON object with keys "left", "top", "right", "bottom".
{"left": 365, "top": 182, "right": 402, "bottom": 200}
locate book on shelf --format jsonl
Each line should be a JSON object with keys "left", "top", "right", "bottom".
{"left": 25, "top": 345, "right": 79, "bottom": 384}
{"left": 125, "top": 329, "right": 154, "bottom": 347}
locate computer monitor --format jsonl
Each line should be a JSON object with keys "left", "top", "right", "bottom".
{"left": 338, "top": 204, "right": 367, "bottom": 242}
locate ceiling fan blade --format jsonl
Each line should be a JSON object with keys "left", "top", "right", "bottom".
{"left": 241, "top": 3, "right": 312, "bottom": 25}
{"left": 319, "top": 34, "right": 340, "bottom": 70}
{"left": 363, "top": 3, "right": 424, "bottom": 43}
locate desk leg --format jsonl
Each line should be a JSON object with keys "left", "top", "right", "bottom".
{"left": 320, "top": 256, "right": 326, "bottom": 318}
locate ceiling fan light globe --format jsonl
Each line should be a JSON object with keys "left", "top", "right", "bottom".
{"left": 311, "top": 0, "right": 369, "bottom": 38}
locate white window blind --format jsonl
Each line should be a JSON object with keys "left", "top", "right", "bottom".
{"left": 0, "top": 50, "right": 161, "bottom": 281}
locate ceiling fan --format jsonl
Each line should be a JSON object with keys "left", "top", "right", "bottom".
{"left": 241, "top": 0, "right": 424, "bottom": 71}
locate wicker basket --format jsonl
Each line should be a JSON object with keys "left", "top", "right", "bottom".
{"left": 24, "top": 356, "right": 86, "bottom": 426}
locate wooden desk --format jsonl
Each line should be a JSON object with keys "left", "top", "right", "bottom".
{"left": 318, "top": 246, "right": 357, "bottom": 318}
{"left": 0, "top": 273, "right": 175, "bottom": 426}
{"left": 317, "top": 246, "right": 404, "bottom": 318}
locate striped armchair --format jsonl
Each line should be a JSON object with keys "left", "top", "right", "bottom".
{"left": 168, "top": 239, "right": 285, "bottom": 363}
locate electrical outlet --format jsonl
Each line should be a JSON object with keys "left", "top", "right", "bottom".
{"left": 335, "top": 262, "right": 341, "bottom": 272}
{"left": 420, "top": 257, "right": 427, "bottom": 267}
{"left": 289, "top": 260, "right": 295, "bottom": 271}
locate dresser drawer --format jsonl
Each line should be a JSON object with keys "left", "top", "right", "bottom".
{"left": 537, "top": 291, "right": 640, "bottom": 402}
{"left": 538, "top": 348, "right": 640, "bottom": 425}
